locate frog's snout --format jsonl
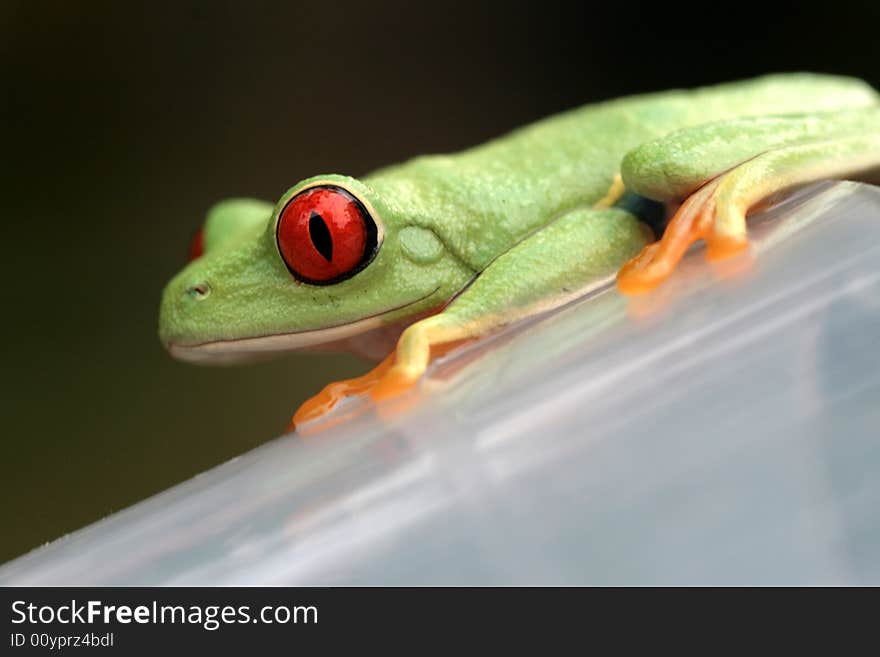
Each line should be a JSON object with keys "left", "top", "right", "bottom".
{"left": 158, "top": 274, "right": 216, "bottom": 356}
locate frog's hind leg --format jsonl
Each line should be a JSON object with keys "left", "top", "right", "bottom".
{"left": 615, "top": 178, "right": 721, "bottom": 294}
{"left": 617, "top": 130, "right": 880, "bottom": 295}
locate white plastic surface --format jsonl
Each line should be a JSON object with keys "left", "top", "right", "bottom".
{"left": 2, "top": 181, "right": 879, "bottom": 585}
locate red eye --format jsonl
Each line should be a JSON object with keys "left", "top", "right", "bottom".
{"left": 275, "top": 185, "right": 378, "bottom": 284}
{"left": 188, "top": 227, "right": 204, "bottom": 261}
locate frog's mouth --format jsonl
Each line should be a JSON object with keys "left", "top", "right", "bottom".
{"left": 166, "top": 314, "right": 388, "bottom": 364}
{"left": 164, "top": 287, "right": 441, "bottom": 364}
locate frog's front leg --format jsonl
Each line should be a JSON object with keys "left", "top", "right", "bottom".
{"left": 371, "top": 205, "right": 653, "bottom": 400}
{"left": 616, "top": 108, "right": 880, "bottom": 294}
{"left": 292, "top": 205, "right": 652, "bottom": 426}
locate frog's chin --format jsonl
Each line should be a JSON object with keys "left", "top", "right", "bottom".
{"left": 165, "top": 312, "right": 390, "bottom": 365}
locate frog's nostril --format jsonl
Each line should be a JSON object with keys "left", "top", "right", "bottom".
{"left": 185, "top": 282, "right": 211, "bottom": 300}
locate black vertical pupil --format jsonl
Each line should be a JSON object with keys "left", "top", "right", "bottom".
{"left": 309, "top": 212, "right": 333, "bottom": 261}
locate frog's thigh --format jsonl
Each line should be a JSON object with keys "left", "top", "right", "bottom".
{"left": 708, "top": 134, "right": 880, "bottom": 253}
{"left": 621, "top": 108, "right": 880, "bottom": 202}
{"left": 370, "top": 207, "right": 652, "bottom": 400}
{"left": 617, "top": 130, "right": 880, "bottom": 294}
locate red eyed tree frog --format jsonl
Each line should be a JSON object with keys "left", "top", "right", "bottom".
{"left": 159, "top": 73, "right": 880, "bottom": 430}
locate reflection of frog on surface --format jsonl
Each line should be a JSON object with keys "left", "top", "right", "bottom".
{"left": 813, "top": 283, "right": 880, "bottom": 581}
{"left": 159, "top": 74, "right": 880, "bottom": 429}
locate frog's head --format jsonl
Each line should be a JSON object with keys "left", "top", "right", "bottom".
{"left": 159, "top": 174, "right": 472, "bottom": 363}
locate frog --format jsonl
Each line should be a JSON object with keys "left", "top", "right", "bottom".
{"left": 158, "top": 73, "right": 880, "bottom": 430}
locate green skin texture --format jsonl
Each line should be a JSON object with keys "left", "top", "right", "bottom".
{"left": 159, "top": 73, "right": 880, "bottom": 364}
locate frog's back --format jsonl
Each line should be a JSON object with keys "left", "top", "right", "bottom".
{"left": 367, "top": 73, "right": 878, "bottom": 270}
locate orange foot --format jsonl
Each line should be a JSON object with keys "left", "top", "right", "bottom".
{"left": 616, "top": 178, "right": 751, "bottom": 295}
{"left": 289, "top": 352, "right": 396, "bottom": 431}
{"left": 289, "top": 340, "right": 468, "bottom": 431}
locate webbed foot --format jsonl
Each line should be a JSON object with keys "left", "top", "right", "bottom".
{"left": 289, "top": 352, "right": 396, "bottom": 430}
{"left": 290, "top": 317, "right": 467, "bottom": 430}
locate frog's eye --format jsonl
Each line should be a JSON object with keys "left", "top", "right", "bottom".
{"left": 275, "top": 185, "right": 378, "bottom": 284}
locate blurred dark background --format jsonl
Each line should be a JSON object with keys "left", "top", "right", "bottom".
{"left": 2, "top": 0, "right": 878, "bottom": 563}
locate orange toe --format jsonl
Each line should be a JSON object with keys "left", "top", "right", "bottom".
{"left": 705, "top": 234, "right": 750, "bottom": 262}
{"left": 291, "top": 390, "right": 339, "bottom": 428}
{"left": 616, "top": 242, "right": 668, "bottom": 295}
{"left": 370, "top": 367, "right": 419, "bottom": 402}
{"left": 288, "top": 353, "right": 397, "bottom": 430}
